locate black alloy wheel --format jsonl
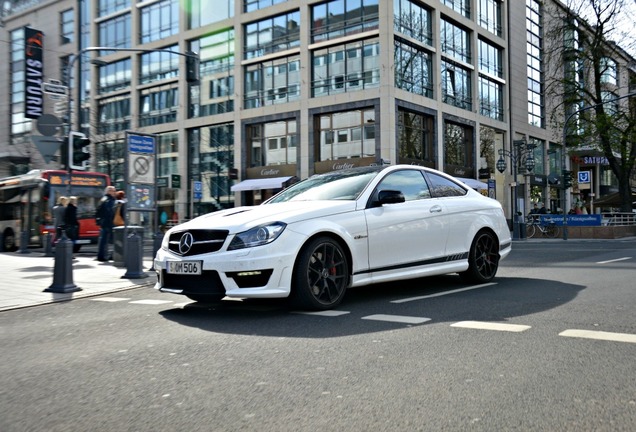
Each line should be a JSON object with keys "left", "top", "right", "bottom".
{"left": 292, "top": 236, "right": 349, "bottom": 310}
{"left": 459, "top": 231, "right": 500, "bottom": 283}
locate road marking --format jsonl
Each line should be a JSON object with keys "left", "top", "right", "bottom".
{"left": 391, "top": 283, "right": 496, "bottom": 304}
{"left": 91, "top": 297, "right": 131, "bottom": 302}
{"left": 451, "top": 321, "right": 531, "bottom": 332}
{"left": 129, "top": 299, "right": 174, "bottom": 305}
{"left": 294, "top": 310, "right": 350, "bottom": 317}
{"left": 362, "top": 314, "right": 431, "bottom": 324}
{"left": 559, "top": 329, "right": 636, "bottom": 344}
{"left": 596, "top": 257, "right": 631, "bottom": 264}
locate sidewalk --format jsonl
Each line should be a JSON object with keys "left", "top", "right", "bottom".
{"left": 0, "top": 251, "right": 155, "bottom": 312}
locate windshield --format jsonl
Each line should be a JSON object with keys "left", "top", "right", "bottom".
{"left": 266, "top": 166, "right": 382, "bottom": 203}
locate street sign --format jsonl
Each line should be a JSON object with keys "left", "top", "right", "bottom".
{"left": 578, "top": 171, "right": 591, "bottom": 184}
{"left": 171, "top": 174, "right": 181, "bottom": 188}
{"left": 156, "top": 177, "right": 168, "bottom": 187}
{"left": 193, "top": 180, "right": 202, "bottom": 199}
{"left": 128, "top": 154, "right": 155, "bottom": 184}
{"left": 42, "top": 81, "right": 68, "bottom": 97}
{"left": 31, "top": 136, "right": 63, "bottom": 164}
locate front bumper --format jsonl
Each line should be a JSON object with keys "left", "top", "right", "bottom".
{"left": 153, "top": 230, "right": 305, "bottom": 299}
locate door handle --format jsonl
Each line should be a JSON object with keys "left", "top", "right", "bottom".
{"left": 429, "top": 205, "right": 442, "bottom": 213}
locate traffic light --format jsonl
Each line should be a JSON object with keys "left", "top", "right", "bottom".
{"left": 563, "top": 170, "right": 573, "bottom": 188}
{"left": 185, "top": 51, "right": 200, "bottom": 83}
{"left": 69, "top": 131, "right": 90, "bottom": 170}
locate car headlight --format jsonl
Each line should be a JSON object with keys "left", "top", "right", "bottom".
{"left": 228, "top": 222, "right": 286, "bottom": 251}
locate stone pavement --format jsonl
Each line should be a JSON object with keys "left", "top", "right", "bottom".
{"left": 0, "top": 251, "right": 155, "bottom": 312}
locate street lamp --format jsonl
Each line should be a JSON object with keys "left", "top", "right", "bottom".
{"left": 496, "top": 139, "right": 536, "bottom": 240}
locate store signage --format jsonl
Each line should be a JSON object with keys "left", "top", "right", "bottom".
{"left": 24, "top": 27, "right": 44, "bottom": 119}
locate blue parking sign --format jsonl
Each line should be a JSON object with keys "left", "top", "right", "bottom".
{"left": 193, "top": 180, "right": 202, "bottom": 200}
{"left": 578, "top": 171, "right": 591, "bottom": 184}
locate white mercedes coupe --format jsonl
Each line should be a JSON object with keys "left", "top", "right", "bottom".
{"left": 154, "top": 165, "right": 512, "bottom": 310}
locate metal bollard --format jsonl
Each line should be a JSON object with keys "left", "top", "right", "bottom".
{"left": 43, "top": 232, "right": 54, "bottom": 257}
{"left": 149, "top": 231, "right": 164, "bottom": 271}
{"left": 19, "top": 230, "right": 31, "bottom": 254}
{"left": 44, "top": 231, "right": 81, "bottom": 293}
{"left": 122, "top": 231, "right": 148, "bottom": 279}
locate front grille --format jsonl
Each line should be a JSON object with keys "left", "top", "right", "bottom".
{"left": 168, "top": 229, "right": 229, "bottom": 256}
{"left": 161, "top": 270, "right": 225, "bottom": 296}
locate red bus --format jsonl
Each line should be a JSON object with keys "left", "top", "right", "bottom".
{"left": 0, "top": 169, "right": 111, "bottom": 251}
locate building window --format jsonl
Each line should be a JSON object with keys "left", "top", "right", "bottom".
{"left": 441, "top": 19, "right": 470, "bottom": 63}
{"left": 244, "top": 56, "right": 300, "bottom": 108}
{"left": 247, "top": 120, "right": 297, "bottom": 167}
{"left": 190, "top": 29, "right": 235, "bottom": 118}
{"left": 139, "top": 85, "right": 179, "bottom": 126}
{"left": 244, "top": 0, "right": 287, "bottom": 12}
{"left": 394, "top": 39, "right": 433, "bottom": 98}
{"left": 189, "top": 0, "right": 234, "bottom": 29}
{"left": 527, "top": 0, "right": 544, "bottom": 127}
{"left": 140, "top": 46, "right": 179, "bottom": 84}
{"left": 478, "top": 39, "right": 502, "bottom": 78}
{"left": 60, "top": 9, "right": 74, "bottom": 44}
{"left": 312, "top": 39, "right": 380, "bottom": 97}
{"left": 99, "top": 14, "right": 131, "bottom": 49}
{"left": 244, "top": 11, "right": 300, "bottom": 59}
{"left": 600, "top": 57, "right": 617, "bottom": 85}
{"left": 98, "top": 0, "right": 130, "bottom": 17}
{"left": 442, "top": 60, "right": 472, "bottom": 110}
{"left": 98, "top": 59, "right": 131, "bottom": 94}
{"left": 311, "top": 0, "right": 379, "bottom": 43}
{"left": 397, "top": 109, "right": 435, "bottom": 167}
{"left": 394, "top": 0, "right": 432, "bottom": 46}
{"left": 140, "top": 0, "right": 179, "bottom": 44}
{"left": 478, "top": 0, "right": 501, "bottom": 37}
{"left": 317, "top": 109, "right": 375, "bottom": 161}
{"left": 444, "top": 122, "right": 474, "bottom": 173}
{"left": 97, "top": 96, "right": 131, "bottom": 134}
{"left": 479, "top": 76, "right": 503, "bottom": 120}
{"left": 442, "top": 0, "right": 470, "bottom": 19}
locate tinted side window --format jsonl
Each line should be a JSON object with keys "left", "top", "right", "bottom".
{"left": 376, "top": 170, "right": 431, "bottom": 201}
{"left": 425, "top": 172, "right": 467, "bottom": 197}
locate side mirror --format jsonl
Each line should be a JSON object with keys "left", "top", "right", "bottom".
{"left": 377, "top": 189, "right": 405, "bottom": 205}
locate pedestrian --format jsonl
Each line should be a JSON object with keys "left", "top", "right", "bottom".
{"left": 53, "top": 195, "right": 68, "bottom": 242}
{"left": 113, "top": 190, "right": 126, "bottom": 227}
{"left": 96, "top": 185, "right": 116, "bottom": 261}
{"left": 64, "top": 196, "right": 79, "bottom": 245}
{"left": 538, "top": 202, "right": 547, "bottom": 214}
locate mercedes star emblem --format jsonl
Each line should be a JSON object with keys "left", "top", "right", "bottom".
{"left": 178, "top": 232, "right": 194, "bottom": 255}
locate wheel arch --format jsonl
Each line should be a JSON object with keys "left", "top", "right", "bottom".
{"left": 291, "top": 231, "right": 353, "bottom": 285}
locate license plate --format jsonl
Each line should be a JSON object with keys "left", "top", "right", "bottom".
{"left": 167, "top": 260, "right": 202, "bottom": 275}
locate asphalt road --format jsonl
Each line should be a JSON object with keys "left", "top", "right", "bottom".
{"left": 1, "top": 239, "right": 635, "bottom": 431}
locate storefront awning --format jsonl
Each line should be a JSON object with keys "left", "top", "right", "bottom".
{"left": 230, "top": 176, "right": 293, "bottom": 192}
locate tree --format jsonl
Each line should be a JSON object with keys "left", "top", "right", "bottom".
{"left": 544, "top": 0, "right": 636, "bottom": 212}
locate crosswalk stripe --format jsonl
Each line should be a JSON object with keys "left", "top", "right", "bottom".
{"left": 362, "top": 314, "right": 431, "bottom": 324}
{"left": 559, "top": 329, "right": 636, "bottom": 344}
{"left": 128, "top": 299, "right": 174, "bottom": 305}
{"left": 451, "top": 321, "right": 531, "bottom": 332}
{"left": 294, "top": 310, "right": 350, "bottom": 317}
{"left": 391, "top": 283, "right": 496, "bottom": 303}
{"left": 91, "top": 297, "right": 131, "bottom": 302}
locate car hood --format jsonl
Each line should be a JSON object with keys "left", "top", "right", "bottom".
{"left": 170, "top": 200, "right": 358, "bottom": 234}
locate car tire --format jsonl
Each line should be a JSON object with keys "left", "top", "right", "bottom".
{"left": 291, "top": 236, "right": 349, "bottom": 311}
{"left": 459, "top": 230, "right": 499, "bottom": 284}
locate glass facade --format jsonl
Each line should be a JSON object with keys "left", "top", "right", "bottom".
{"left": 140, "top": 46, "right": 179, "bottom": 84}
{"left": 397, "top": 109, "right": 435, "bottom": 167}
{"left": 10, "top": 28, "right": 30, "bottom": 136}
{"left": 478, "top": 0, "right": 502, "bottom": 37}
{"left": 98, "top": 59, "right": 132, "bottom": 94}
{"left": 442, "top": 60, "right": 472, "bottom": 110}
{"left": 60, "top": 9, "right": 74, "bottom": 44}
{"left": 317, "top": 109, "right": 375, "bottom": 161}
{"left": 245, "top": 55, "right": 300, "bottom": 108}
{"left": 244, "top": 11, "right": 300, "bottom": 59}
{"left": 394, "top": 40, "right": 433, "bottom": 98}
{"left": 312, "top": 39, "right": 380, "bottom": 97}
{"left": 311, "top": 0, "right": 379, "bottom": 43}
{"left": 189, "top": 0, "right": 234, "bottom": 29}
{"left": 140, "top": 0, "right": 179, "bottom": 44}
{"left": 526, "top": 0, "right": 544, "bottom": 127}
{"left": 247, "top": 120, "right": 297, "bottom": 167}
{"left": 99, "top": 14, "right": 131, "bottom": 48}
{"left": 394, "top": 0, "right": 432, "bottom": 46}
{"left": 139, "top": 85, "right": 179, "bottom": 127}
